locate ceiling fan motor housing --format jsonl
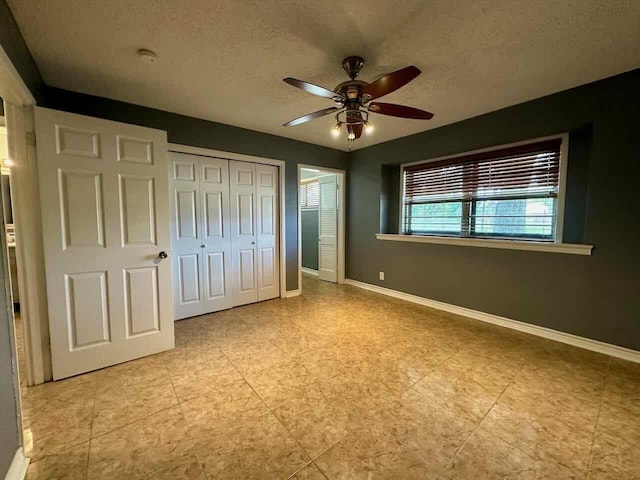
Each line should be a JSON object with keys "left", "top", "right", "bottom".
{"left": 341, "top": 56, "right": 365, "bottom": 79}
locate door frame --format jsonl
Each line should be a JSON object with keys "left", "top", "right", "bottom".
{"left": 0, "top": 44, "right": 50, "bottom": 386}
{"left": 168, "top": 143, "right": 288, "bottom": 298}
{"left": 297, "top": 164, "right": 346, "bottom": 291}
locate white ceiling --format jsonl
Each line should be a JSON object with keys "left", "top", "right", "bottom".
{"left": 8, "top": 0, "right": 640, "bottom": 151}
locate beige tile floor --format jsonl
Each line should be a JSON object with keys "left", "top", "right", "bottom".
{"left": 16, "top": 274, "right": 640, "bottom": 479}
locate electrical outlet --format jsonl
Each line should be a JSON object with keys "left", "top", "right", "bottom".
{"left": 379, "top": 271, "right": 385, "bottom": 281}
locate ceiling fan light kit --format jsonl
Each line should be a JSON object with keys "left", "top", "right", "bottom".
{"left": 282, "top": 56, "right": 433, "bottom": 142}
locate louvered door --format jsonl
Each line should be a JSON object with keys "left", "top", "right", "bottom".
{"left": 318, "top": 174, "right": 338, "bottom": 283}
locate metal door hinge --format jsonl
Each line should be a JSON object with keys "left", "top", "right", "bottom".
{"left": 26, "top": 131, "right": 36, "bottom": 146}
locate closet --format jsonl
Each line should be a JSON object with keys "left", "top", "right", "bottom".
{"left": 170, "top": 152, "right": 280, "bottom": 320}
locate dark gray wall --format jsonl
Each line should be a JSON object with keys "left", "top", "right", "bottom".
{"left": 348, "top": 68, "right": 640, "bottom": 351}
{"left": 302, "top": 210, "right": 319, "bottom": 270}
{"left": 43, "top": 86, "right": 349, "bottom": 291}
{"left": 0, "top": 0, "right": 43, "bottom": 101}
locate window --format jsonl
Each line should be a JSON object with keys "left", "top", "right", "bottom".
{"left": 300, "top": 181, "right": 319, "bottom": 208}
{"left": 402, "top": 138, "right": 564, "bottom": 241}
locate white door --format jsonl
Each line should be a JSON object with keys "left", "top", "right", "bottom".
{"left": 199, "top": 157, "right": 233, "bottom": 313}
{"left": 229, "top": 160, "right": 258, "bottom": 306}
{"left": 35, "top": 107, "right": 174, "bottom": 380}
{"left": 169, "top": 153, "right": 233, "bottom": 318}
{"left": 170, "top": 152, "right": 204, "bottom": 319}
{"left": 256, "top": 164, "right": 280, "bottom": 301}
{"left": 318, "top": 174, "right": 338, "bottom": 283}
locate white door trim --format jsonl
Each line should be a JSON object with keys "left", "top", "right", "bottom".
{"left": 297, "top": 164, "right": 346, "bottom": 293}
{"left": 0, "top": 43, "right": 49, "bottom": 386}
{"left": 0, "top": 45, "right": 35, "bottom": 106}
{"left": 168, "top": 143, "right": 288, "bottom": 297}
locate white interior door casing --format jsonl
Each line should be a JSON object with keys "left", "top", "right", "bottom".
{"left": 256, "top": 164, "right": 280, "bottom": 301}
{"left": 35, "top": 107, "right": 174, "bottom": 380}
{"left": 318, "top": 174, "right": 338, "bottom": 283}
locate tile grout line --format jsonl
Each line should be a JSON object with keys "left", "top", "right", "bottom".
{"left": 220, "top": 349, "right": 318, "bottom": 476}
{"left": 87, "top": 363, "right": 180, "bottom": 439}
{"left": 163, "top": 355, "right": 212, "bottom": 480}
{"left": 84, "top": 377, "right": 98, "bottom": 480}
{"left": 403, "top": 348, "right": 464, "bottom": 393}
{"left": 447, "top": 379, "right": 514, "bottom": 468}
{"left": 310, "top": 460, "right": 332, "bottom": 480}
{"left": 285, "top": 459, "right": 315, "bottom": 480}
{"left": 586, "top": 356, "right": 611, "bottom": 479}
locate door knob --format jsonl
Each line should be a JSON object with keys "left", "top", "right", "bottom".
{"left": 251, "top": 241, "right": 256, "bottom": 245}
{"left": 201, "top": 245, "right": 207, "bottom": 248}
{"left": 158, "top": 251, "right": 168, "bottom": 259}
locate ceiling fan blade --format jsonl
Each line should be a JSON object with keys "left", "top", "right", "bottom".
{"left": 361, "top": 66, "right": 421, "bottom": 101}
{"left": 283, "top": 106, "right": 341, "bottom": 127}
{"left": 368, "top": 102, "right": 434, "bottom": 120}
{"left": 283, "top": 77, "right": 344, "bottom": 101}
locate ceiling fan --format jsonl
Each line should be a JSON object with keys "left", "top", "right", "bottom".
{"left": 282, "top": 56, "right": 433, "bottom": 142}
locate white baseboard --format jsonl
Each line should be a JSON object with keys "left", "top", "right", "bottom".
{"left": 301, "top": 268, "right": 319, "bottom": 277}
{"left": 344, "top": 278, "right": 640, "bottom": 364}
{"left": 282, "top": 289, "right": 301, "bottom": 298}
{"left": 4, "top": 448, "right": 29, "bottom": 480}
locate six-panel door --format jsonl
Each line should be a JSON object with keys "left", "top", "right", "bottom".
{"left": 256, "top": 164, "right": 280, "bottom": 301}
{"left": 35, "top": 107, "right": 174, "bottom": 380}
{"left": 229, "top": 161, "right": 259, "bottom": 306}
{"left": 199, "top": 158, "right": 233, "bottom": 313}
{"left": 170, "top": 153, "right": 204, "bottom": 319}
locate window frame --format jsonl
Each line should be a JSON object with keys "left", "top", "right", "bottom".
{"left": 399, "top": 134, "right": 569, "bottom": 243}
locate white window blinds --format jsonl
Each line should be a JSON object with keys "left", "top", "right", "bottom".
{"left": 300, "top": 181, "right": 320, "bottom": 208}
{"left": 402, "top": 138, "right": 562, "bottom": 240}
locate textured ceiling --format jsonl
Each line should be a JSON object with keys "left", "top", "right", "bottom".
{"left": 8, "top": 0, "right": 640, "bottom": 151}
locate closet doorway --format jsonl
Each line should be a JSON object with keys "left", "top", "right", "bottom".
{"left": 298, "top": 165, "right": 345, "bottom": 288}
{"left": 169, "top": 146, "right": 284, "bottom": 320}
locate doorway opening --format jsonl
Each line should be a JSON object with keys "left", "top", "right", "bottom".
{"left": 0, "top": 52, "right": 45, "bottom": 470}
{"left": 297, "top": 165, "right": 345, "bottom": 292}
{"left": 0, "top": 100, "right": 25, "bottom": 381}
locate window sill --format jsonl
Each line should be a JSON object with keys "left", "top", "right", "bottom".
{"left": 375, "top": 234, "right": 593, "bottom": 255}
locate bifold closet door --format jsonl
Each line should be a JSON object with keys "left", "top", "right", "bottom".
{"left": 171, "top": 153, "right": 203, "bottom": 319}
{"left": 170, "top": 153, "right": 232, "bottom": 319}
{"left": 256, "top": 164, "right": 280, "bottom": 301}
{"left": 229, "top": 161, "right": 258, "bottom": 306}
{"left": 199, "top": 158, "right": 233, "bottom": 313}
